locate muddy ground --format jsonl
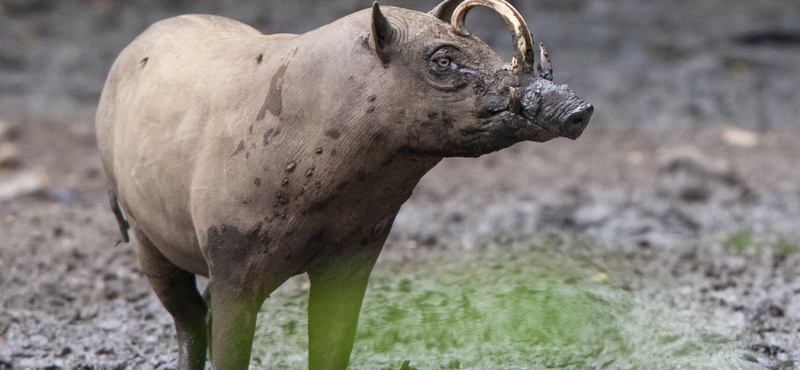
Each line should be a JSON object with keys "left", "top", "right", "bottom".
{"left": 2, "top": 120, "right": 800, "bottom": 369}
{"left": 1, "top": 0, "right": 800, "bottom": 369}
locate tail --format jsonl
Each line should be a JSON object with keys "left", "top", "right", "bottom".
{"left": 108, "top": 189, "right": 130, "bottom": 243}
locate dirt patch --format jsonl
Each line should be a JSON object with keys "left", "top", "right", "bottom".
{"left": 1, "top": 119, "right": 799, "bottom": 368}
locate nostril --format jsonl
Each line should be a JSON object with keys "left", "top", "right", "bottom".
{"left": 560, "top": 105, "right": 593, "bottom": 139}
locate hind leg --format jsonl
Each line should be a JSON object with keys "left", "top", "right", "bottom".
{"left": 134, "top": 229, "right": 208, "bottom": 370}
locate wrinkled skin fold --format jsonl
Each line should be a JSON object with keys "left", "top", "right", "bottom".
{"left": 95, "top": 0, "right": 592, "bottom": 369}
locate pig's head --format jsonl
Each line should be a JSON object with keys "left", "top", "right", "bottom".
{"left": 370, "top": 0, "right": 593, "bottom": 157}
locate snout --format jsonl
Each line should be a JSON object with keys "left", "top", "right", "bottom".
{"left": 559, "top": 104, "right": 593, "bottom": 140}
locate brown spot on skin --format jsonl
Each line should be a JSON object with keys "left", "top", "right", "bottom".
{"left": 326, "top": 129, "right": 341, "bottom": 139}
{"left": 249, "top": 125, "right": 254, "bottom": 134}
{"left": 357, "top": 169, "right": 367, "bottom": 182}
{"left": 427, "top": 111, "right": 438, "bottom": 118}
{"left": 306, "top": 195, "right": 337, "bottom": 214}
{"left": 285, "top": 162, "right": 297, "bottom": 173}
{"left": 254, "top": 178, "right": 262, "bottom": 187}
{"left": 441, "top": 111, "right": 454, "bottom": 128}
{"left": 368, "top": 94, "right": 377, "bottom": 102}
{"left": 442, "top": 117, "right": 454, "bottom": 129}
{"left": 231, "top": 140, "right": 246, "bottom": 157}
{"left": 336, "top": 181, "right": 350, "bottom": 191}
{"left": 367, "top": 106, "right": 375, "bottom": 113}
{"left": 257, "top": 63, "right": 288, "bottom": 120}
{"left": 275, "top": 190, "right": 289, "bottom": 205}
{"left": 256, "top": 53, "right": 263, "bottom": 63}
{"left": 139, "top": 57, "right": 149, "bottom": 66}
{"left": 330, "top": 148, "right": 338, "bottom": 157}
{"left": 263, "top": 128, "right": 274, "bottom": 146}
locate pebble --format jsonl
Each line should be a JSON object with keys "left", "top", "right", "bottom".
{"left": 573, "top": 203, "right": 613, "bottom": 227}
{"left": 98, "top": 319, "right": 122, "bottom": 330}
{"left": 0, "top": 143, "right": 20, "bottom": 168}
{"left": 0, "top": 170, "right": 48, "bottom": 201}
{"left": 28, "top": 334, "right": 48, "bottom": 348}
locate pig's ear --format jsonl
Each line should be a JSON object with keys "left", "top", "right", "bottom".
{"left": 371, "top": 2, "right": 394, "bottom": 65}
{"left": 429, "top": 0, "right": 464, "bottom": 22}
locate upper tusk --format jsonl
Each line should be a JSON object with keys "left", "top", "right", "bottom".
{"left": 450, "top": 0, "right": 535, "bottom": 74}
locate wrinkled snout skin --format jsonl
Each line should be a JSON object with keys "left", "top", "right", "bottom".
{"left": 95, "top": 1, "right": 593, "bottom": 369}
{"left": 517, "top": 76, "right": 594, "bottom": 141}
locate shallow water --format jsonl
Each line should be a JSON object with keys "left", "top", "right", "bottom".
{"left": 252, "top": 249, "right": 757, "bottom": 370}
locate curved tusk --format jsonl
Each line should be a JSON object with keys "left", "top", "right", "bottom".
{"left": 451, "top": 0, "right": 535, "bottom": 74}
{"left": 536, "top": 42, "right": 553, "bottom": 81}
{"left": 508, "top": 86, "right": 521, "bottom": 113}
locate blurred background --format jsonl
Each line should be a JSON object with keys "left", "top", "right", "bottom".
{"left": 0, "top": 0, "right": 799, "bottom": 130}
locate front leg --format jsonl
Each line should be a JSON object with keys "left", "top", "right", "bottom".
{"left": 207, "top": 280, "right": 263, "bottom": 370}
{"left": 307, "top": 246, "right": 383, "bottom": 370}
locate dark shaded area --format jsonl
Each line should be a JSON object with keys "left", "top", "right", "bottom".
{"left": 735, "top": 30, "right": 800, "bottom": 47}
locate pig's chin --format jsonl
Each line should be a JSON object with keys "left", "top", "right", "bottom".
{"left": 442, "top": 113, "right": 557, "bottom": 158}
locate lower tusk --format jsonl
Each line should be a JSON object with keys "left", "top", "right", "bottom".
{"left": 508, "top": 86, "right": 521, "bottom": 113}
{"left": 536, "top": 42, "right": 553, "bottom": 81}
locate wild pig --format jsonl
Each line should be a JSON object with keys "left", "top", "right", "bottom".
{"left": 95, "top": 0, "right": 593, "bottom": 369}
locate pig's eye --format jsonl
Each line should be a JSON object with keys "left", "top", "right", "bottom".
{"left": 432, "top": 56, "right": 457, "bottom": 71}
{"left": 426, "top": 46, "right": 467, "bottom": 91}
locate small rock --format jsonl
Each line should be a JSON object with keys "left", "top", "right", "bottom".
{"left": 96, "top": 347, "right": 115, "bottom": 355}
{"left": 658, "top": 146, "right": 737, "bottom": 184}
{"left": 98, "top": 318, "right": 122, "bottom": 330}
{"left": 0, "top": 143, "right": 20, "bottom": 168}
{"left": 50, "top": 188, "right": 80, "bottom": 204}
{"left": 722, "top": 126, "right": 759, "bottom": 147}
{"left": 0, "top": 169, "right": 49, "bottom": 201}
{"left": 28, "top": 334, "right": 48, "bottom": 348}
{"left": 657, "top": 146, "right": 742, "bottom": 202}
{"left": 573, "top": 203, "right": 613, "bottom": 227}
{"left": 56, "top": 346, "right": 72, "bottom": 357}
